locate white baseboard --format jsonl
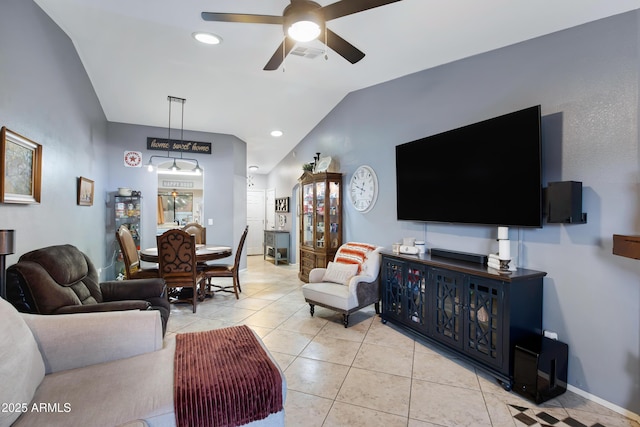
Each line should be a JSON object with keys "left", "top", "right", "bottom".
{"left": 567, "top": 384, "right": 640, "bottom": 423}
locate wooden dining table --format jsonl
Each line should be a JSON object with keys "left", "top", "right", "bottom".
{"left": 139, "top": 245, "right": 232, "bottom": 264}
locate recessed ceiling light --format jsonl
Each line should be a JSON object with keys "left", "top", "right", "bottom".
{"left": 192, "top": 32, "right": 222, "bottom": 45}
{"left": 270, "top": 130, "right": 283, "bottom": 137}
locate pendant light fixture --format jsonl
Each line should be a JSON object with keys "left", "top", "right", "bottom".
{"left": 145, "top": 96, "right": 202, "bottom": 175}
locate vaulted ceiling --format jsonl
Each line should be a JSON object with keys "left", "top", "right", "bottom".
{"left": 34, "top": 0, "right": 640, "bottom": 173}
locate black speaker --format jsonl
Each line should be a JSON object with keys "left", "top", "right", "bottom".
{"left": 513, "top": 336, "right": 568, "bottom": 404}
{"left": 545, "top": 181, "right": 586, "bottom": 223}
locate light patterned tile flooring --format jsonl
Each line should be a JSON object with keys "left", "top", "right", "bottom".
{"left": 165, "top": 256, "right": 639, "bottom": 427}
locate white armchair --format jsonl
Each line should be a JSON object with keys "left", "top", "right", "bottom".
{"left": 301, "top": 244, "right": 383, "bottom": 327}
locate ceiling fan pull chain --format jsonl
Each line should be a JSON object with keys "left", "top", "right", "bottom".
{"left": 324, "top": 23, "right": 328, "bottom": 61}
{"left": 282, "top": 35, "right": 286, "bottom": 72}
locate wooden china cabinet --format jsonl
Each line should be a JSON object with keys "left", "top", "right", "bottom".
{"left": 298, "top": 172, "right": 343, "bottom": 282}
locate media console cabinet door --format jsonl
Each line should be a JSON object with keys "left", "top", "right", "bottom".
{"left": 381, "top": 257, "right": 429, "bottom": 331}
{"left": 431, "top": 267, "right": 465, "bottom": 351}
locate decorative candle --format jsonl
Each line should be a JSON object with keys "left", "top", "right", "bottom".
{"left": 498, "top": 239, "right": 511, "bottom": 260}
{"left": 497, "top": 226, "right": 509, "bottom": 240}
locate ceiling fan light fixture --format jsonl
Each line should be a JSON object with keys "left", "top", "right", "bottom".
{"left": 202, "top": 0, "right": 397, "bottom": 70}
{"left": 287, "top": 20, "right": 321, "bottom": 42}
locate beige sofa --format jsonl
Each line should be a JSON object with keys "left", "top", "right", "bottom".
{"left": 0, "top": 297, "right": 285, "bottom": 427}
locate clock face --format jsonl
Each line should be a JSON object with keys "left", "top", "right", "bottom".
{"left": 349, "top": 165, "right": 378, "bottom": 213}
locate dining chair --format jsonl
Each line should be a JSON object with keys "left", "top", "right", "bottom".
{"left": 156, "top": 229, "right": 205, "bottom": 313}
{"left": 201, "top": 226, "right": 248, "bottom": 299}
{"left": 181, "top": 222, "right": 206, "bottom": 245}
{"left": 116, "top": 225, "right": 159, "bottom": 279}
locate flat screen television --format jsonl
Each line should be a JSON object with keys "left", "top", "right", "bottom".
{"left": 395, "top": 105, "right": 542, "bottom": 227}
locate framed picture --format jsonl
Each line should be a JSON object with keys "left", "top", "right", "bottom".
{"left": 0, "top": 127, "right": 42, "bottom": 204}
{"left": 77, "top": 176, "right": 94, "bottom": 206}
{"left": 275, "top": 197, "right": 290, "bottom": 212}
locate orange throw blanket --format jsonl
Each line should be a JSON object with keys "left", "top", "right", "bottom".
{"left": 174, "top": 325, "right": 283, "bottom": 427}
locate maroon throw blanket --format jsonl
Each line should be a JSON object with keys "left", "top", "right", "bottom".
{"left": 174, "top": 325, "right": 283, "bottom": 427}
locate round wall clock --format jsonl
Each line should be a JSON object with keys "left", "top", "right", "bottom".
{"left": 349, "top": 165, "right": 378, "bottom": 213}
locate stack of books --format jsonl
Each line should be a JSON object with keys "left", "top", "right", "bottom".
{"left": 487, "top": 253, "right": 501, "bottom": 270}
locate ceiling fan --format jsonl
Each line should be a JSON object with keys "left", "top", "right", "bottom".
{"left": 202, "top": 0, "right": 403, "bottom": 71}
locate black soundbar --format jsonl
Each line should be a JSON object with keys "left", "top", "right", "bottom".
{"left": 430, "top": 248, "right": 488, "bottom": 265}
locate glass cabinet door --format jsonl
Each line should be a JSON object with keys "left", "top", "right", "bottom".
{"left": 382, "top": 258, "right": 405, "bottom": 322}
{"left": 302, "top": 183, "right": 314, "bottom": 247}
{"left": 465, "top": 278, "right": 503, "bottom": 368}
{"left": 315, "top": 181, "right": 326, "bottom": 249}
{"left": 406, "top": 264, "right": 428, "bottom": 330}
{"left": 328, "top": 180, "right": 341, "bottom": 249}
{"left": 432, "top": 268, "right": 465, "bottom": 350}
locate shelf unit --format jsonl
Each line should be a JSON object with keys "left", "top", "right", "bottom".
{"left": 380, "top": 251, "right": 546, "bottom": 389}
{"left": 613, "top": 234, "right": 640, "bottom": 260}
{"left": 298, "top": 172, "right": 342, "bottom": 282}
{"left": 114, "top": 194, "right": 141, "bottom": 278}
{"left": 264, "top": 230, "right": 289, "bottom": 265}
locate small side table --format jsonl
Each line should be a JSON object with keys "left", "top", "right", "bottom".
{"left": 264, "top": 230, "right": 289, "bottom": 265}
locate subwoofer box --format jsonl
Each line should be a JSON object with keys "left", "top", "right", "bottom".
{"left": 513, "top": 336, "right": 568, "bottom": 404}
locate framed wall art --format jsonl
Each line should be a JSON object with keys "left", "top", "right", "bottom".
{"left": 77, "top": 176, "right": 94, "bottom": 206}
{"left": 0, "top": 127, "right": 42, "bottom": 204}
{"left": 275, "top": 197, "right": 289, "bottom": 212}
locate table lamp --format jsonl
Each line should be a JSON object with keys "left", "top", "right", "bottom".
{"left": 0, "top": 230, "right": 15, "bottom": 300}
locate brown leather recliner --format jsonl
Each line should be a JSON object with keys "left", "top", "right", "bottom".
{"left": 6, "top": 244, "right": 170, "bottom": 335}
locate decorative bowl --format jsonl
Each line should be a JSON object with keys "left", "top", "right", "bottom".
{"left": 118, "top": 187, "right": 132, "bottom": 196}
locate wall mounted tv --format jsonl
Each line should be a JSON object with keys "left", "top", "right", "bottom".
{"left": 396, "top": 105, "right": 542, "bottom": 227}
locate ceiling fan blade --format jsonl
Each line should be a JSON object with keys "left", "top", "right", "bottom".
{"left": 319, "top": 28, "right": 365, "bottom": 64}
{"left": 263, "top": 37, "right": 297, "bottom": 71}
{"left": 201, "top": 12, "right": 282, "bottom": 25}
{"left": 321, "top": 0, "right": 403, "bottom": 21}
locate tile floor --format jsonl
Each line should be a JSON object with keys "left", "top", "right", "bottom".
{"left": 164, "top": 256, "right": 639, "bottom": 427}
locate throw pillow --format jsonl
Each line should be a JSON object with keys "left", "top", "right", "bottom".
{"left": 322, "top": 261, "right": 359, "bottom": 286}
{"left": 334, "top": 242, "right": 378, "bottom": 273}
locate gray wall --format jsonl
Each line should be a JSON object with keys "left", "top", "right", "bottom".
{"left": 0, "top": 0, "right": 247, "bottom": 277}
{"left": 268, "top": 11, "right": 640, "bottom": 415}
{"left": 105, "top": 122, "right": 247, "bottom": 275}
{"left": 0, "top": 0, "right": 109, "bottom": 268}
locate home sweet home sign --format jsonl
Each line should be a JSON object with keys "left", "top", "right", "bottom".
{"left": 146, "top": 137, "right": 212, "bottom": 155}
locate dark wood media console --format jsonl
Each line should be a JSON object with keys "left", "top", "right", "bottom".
{"left": 380, "top": 250, "right": 546, "bottom": 389}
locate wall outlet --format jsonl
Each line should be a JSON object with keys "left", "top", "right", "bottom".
{"left": 207, "top": 218, "right": 213, "bottom": 225}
